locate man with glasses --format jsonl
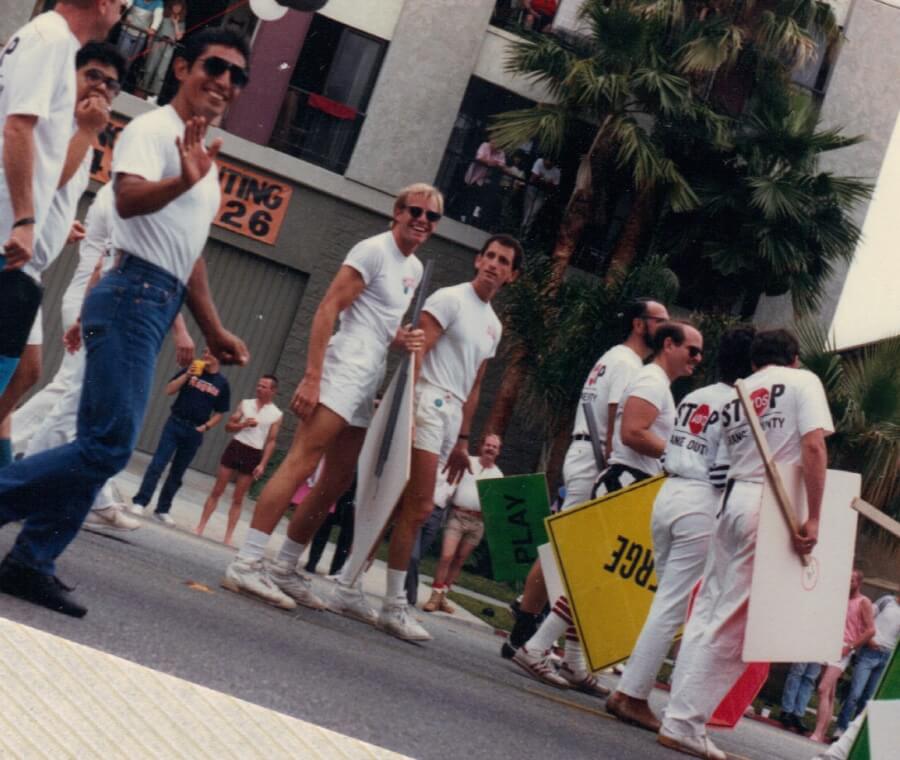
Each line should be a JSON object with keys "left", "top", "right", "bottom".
{"left": 0, "top": 27, "right": 250, "bottom": 617}
{"left": 222, "top": 184, "right": 440, "bottom": 610}
{"left": 0, "top": 0, "right": 124, "bottom": 398}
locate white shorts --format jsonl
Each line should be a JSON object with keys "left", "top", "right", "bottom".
{"left": 560, "top": 440, "right": 599, "bottom": 511}
{"left": 318, "top": 332, "right": 387, "bottom": 428}
{"left": 26, "top": 306, "right": 43, "bottom": 346}
{"left": 413, "top": 379, "right": 462, "bottom": 461}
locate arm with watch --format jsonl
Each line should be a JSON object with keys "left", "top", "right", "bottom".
{"left": 197, "top": 412, "right": 222, "bottom": 434}
{"left": 444, "top": 361, "right": 488, "bottom": 485}
{"left": 2, "top": 114, "right": 38, "bottom": 270}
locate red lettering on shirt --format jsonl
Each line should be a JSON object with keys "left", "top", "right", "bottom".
{"left": 688, "top": 404, "right": 710, "bottom": 435}
{"left": 750, "top": 387, "right": 769, "bottom": 416}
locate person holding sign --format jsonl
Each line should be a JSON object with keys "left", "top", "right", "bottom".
{"left": 0, "top": 27, "right": 251, "bottom": 618}
{"left": 607, "top": 326, "right": 755, "bottom": 731}
{"left": 513, "top": 320, "right": 702, "bottom": 692}
{"left": 222, "top": 184, "right": 439, "bottom": 611}
{"left": 502, "top": 298, "right": 667, "bottom": 661}
{"left": 659, "top": 329, "right": 832, "bottom": 760}
{"left": 329, "top": 234, "right": 521, "bottom": 641}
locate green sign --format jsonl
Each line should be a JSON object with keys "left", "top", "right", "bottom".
{"left": 848, "top": 645, "right": 900, "bottom": 760}
{"left": 478, "top": 474, "right": 550, "bottom": 583}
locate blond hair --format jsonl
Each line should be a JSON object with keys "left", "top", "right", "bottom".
{"left": 393, "top": 183, "right": 445, "bottom": 219}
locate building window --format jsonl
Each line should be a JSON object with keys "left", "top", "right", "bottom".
{"left": 269, "top": 15, "right": 386, "bottom": 175}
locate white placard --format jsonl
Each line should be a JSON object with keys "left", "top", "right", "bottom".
{"left": 538, "top": 542, "right": 564, "bottom": 604}
{"left": 342, "top": 354, "right": 414, "bottom": 585}
{"left": 743, "top": 465, "right": 860, "bottom": 662}
{"left": 867, "top": 700, "right": 900, "bottom": 760}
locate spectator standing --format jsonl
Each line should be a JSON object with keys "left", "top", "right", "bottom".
{"left": 521, "top": 155, "right": 560, "bottom": 234}
{"left": 779, "top": 662, "right": 823, "bottom": 732}
{"left": 523, "top": 0, "right": 559, "bottom": 31}
{"left": 422, "top": 434, "right": 503, "bottom": 614}
{"left": 463, "top": 138, "right": 506, "bottom": 226}
{"left": 132, "top": 347, "right": 230, "bottom": 525}
{"left": 118, "top": 0, "right": 165, "bottom": 73}
{"left": 196, "top": 375, "right": 282, "bottom": 546}
{"left": 304, "top": 476, "right": 355, "bottom": 578}
{"left": 139, "top": 0, "right": 185, "bottom": 101}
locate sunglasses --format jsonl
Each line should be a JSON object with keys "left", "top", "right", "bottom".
{"left": 84, "top": 68, "right": 121, "bottom": 97}
{"left": 406, "top": 205, "right": 442, "bottom": 223}
{"left": 201, "top": 56, "right": 250, "bottom": 88}
{"left": 687, "top": 346, "right": 703, "bottom": 359}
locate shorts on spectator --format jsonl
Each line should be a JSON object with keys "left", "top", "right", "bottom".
{"left": 827, "top": 651, "right": 853, "bottom": 672}
{"left": 220, "top": 439, "right": 263, "bottom": 475}
{"left": 318, "top": 331, "right": 386, "bottom": 428}
{"left": 444, "top": 507, "right": 484, "bottom": 546}
{"left": 413, "top": 379, "right": 462, "bottom": 461}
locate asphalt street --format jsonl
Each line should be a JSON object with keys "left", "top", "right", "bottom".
{"left": 0, "top": 521, "right": 825, "bottom": 760}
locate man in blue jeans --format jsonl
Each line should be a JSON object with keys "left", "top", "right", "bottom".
{"left": 132, "top": 347, "right": 230, "bottom": 525}
{"left": 0, "top": 28, "right": 250, "bottom": 618}
{"left": 779, "top": 662, "right": 823, "bottom": 731}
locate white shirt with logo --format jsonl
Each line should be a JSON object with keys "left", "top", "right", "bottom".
{"left": 339, "top": 230, "right": 423, "bottom": 351}
{"left": 609, "top": 362, "right": 676, "bottom": 476}
{"left": 572, "top": 344, "right": 644, "bottom": 442}
{"left": 0, "top": 11, "right": 79, "bottom": 256}
{"left": 450, "top": 456, "right": 504, "bottom": 512}
{"left": 719, "top": 365, "right": 833, "bottom": 483}
{"left": 662, "top": 381, "right": 733, "bottom": 485}
{"left": 111, "top": 105, "right": 221, "bottom": 283}
{"left": 420, "top": 282, "right": 502, "bottom": 402}
{"left": 233, "top": 399, "right": 283, "bottom": 451}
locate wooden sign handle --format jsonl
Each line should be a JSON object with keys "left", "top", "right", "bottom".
{"left": 852, "top": 497, "right": 900, "bottom": 539}
{"left": 734, "top": 379, "right": 809, "bottom": 566}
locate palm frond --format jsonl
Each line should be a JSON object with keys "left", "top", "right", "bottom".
{"left": 677, "top": 23, "right": 745, "bottom": 73}
{"left": 489, "top": 106, "right": 569, "bottom": 156}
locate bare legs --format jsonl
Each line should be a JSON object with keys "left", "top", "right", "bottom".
{"left": 196, "top": 464, "right": 237, "bottom": 538}
{"left": 223, "top": 473, "right": 254, "bottom": 547}
{"left": 809, "top": 664, "right": 843, "bottom": 742}
{"left": 387, "top": 448, "right": 439, "bottom": 571}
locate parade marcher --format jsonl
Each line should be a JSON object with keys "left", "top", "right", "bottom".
{"left": 132, "top": 347, "right": 230, "bottom": 525}
{"left": 607, "top": 326, "right": 755, "bottom": 731}
{"left": 221, "top": 184, "right": 440, "bottom": 610}
{"left": 512, "top": 320, "right": 702, "bottom": 693}
{"left": 195, "top": 375, "right": 282, "bottom": 546}
{"left": 423, "top": 434, "right": 504, "bottom": 614}
{"left": 659, "top": 329, "right": 833, "bottom": 760}
{"left": 501, "top": 298, "right": 668, "bottom": 659}
{"left": 0, "top": 0, "right": 124, "bottom": 397}
{"left": 809, "top": 568, "right": 875, "bottom": 743}
{"left": 0, "top": 27, "right": 251, "bottom": 617}
{"left": 325, "top": 234, "right": 520, "bottom": 641}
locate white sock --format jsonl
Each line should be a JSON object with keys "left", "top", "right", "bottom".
{"left": 237, "top": 528, "right": 270, "bottom": 562}
{"left": 526, "top": 610, "right": 568, "bottom": 653}
{"left": 563, "top": 638, "right": 588, "bottom": 675}
{"left": 338, "top": 561, "right": 361, "bottom": 588}
{"left": 386, "top": 568, "right": 407, "bottom": 602}
{"left": 276, "top": 538, "right": 306, "bottom": 568}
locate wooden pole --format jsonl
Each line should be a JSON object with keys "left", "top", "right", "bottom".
{"left": 851, "top": 497, "right": 900, "bottom": 540}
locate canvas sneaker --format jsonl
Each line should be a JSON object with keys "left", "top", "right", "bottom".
{"left": 378, "top": 601, "right": 432, "bottom": 641}
{"left": 221, "top": 558, "right": 296, "bottom": 610}
{"left": 511, "top": 645, "right": 571, "bottom": 688}
{"left": 153, "top": 512, "right": 176, "bottom": 527}
{"left": 559, "top": 663, "right": 611, "bottom": 697}
{"left": 657, "top": 729, "right": 727, "bottom": 760}
{"left": 84, "top": 506, "right": 140, "bottom": 531}
{"left": 328, "top": 582, "right": 378, "bottom": 625}
{"left": 268, "top": 560, "right": 326, "bottom": 610}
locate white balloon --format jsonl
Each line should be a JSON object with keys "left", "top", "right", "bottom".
{"left": 249, "top": 0, "right": 289, "bottom": 21}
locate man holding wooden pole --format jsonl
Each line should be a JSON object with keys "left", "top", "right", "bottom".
{"left": 658, "top": 329, "right": 833, "bottom": 760}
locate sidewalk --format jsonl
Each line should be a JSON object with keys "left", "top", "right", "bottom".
{"left": 115, "top": 452, "right": 494, "bottom": 633}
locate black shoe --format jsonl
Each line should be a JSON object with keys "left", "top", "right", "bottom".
{"left": 777, "top": 712, "right": 793, "bottom": 729}
{"left": 790, "top": 714, "right": 807, "bottom": 732}
{"left": 0, "top": 555, "right": 87, "bottom": 618}
{"left": 501, "top": 640, "right": 517, "bottom": 659}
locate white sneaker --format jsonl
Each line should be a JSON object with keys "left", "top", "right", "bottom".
{"left": 559, "top": 663, "right": 611, "bottom": 697}
{"left": 153, "top": 512, "right": 176, "bottom": 527}
{"left": 511, "top": 645, "right": 571, "bottom": 688}
{"left": 657, "top": 729, "right": 727, "bottom": 760}
{"left": 328, "top": 582, "right": 377, "bottom": 625}
{"left": 377, "top": 601, "right": 432, "bottom": 641}
{"left": 221, "top": 558, "right": 296, "bottom": 610}
{"left": 84, "top": 506, "right": 140, "bottom": 531}
{"left": 268, "top": 560, "right": 326, "bottom": 610}
{"left": 126, "top": 502, "right": 145, "bottom": 516}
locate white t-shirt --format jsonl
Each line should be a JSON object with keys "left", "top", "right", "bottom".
{"left": 25, "top": 148, "right": 91, "bottom": 281}
{"left": 420, "top": 282, "right": 502, "bottom": 402}
{"left": 530, "top": 158, "right": 560, "bottom": 186}
{"left": 233, "top": 398, "right": 283, "bottom": 451}
{"left": 609, "top": 362, "right": 675, "bottom": 475}
{"left": 720, "top": 365, "right": 833, "bottom": 483}
{"left": 111, "top": 105, "right": 221, "bottom": 283}
{"left": 572, "top": 344, "right": 644, "bottom": 442}
{"left": 450, "top": 456, "right": 504, "bottom": 512}
{"left": 339, "top": 230, "right": 423, "bottom": 351}
{"left": 662, "top": 381, "right": 733, "bottom": 485}
{"left": 872, "top": 595, "right": 900, "bottom": 651}
{"left": 62, "top": 183, "right": 116, "bottom": 316}
{"left": 0, "top": 12, "right": 79, "bottom": 248}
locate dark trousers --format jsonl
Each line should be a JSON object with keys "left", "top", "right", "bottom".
{"left": 406, "top": 505, "right": 446, "bottom": 605}
{"left": 133, "top": 415, "right": 204, "bottom": 514}
{"left": 305, "top": 500, "right": 355, "bottom": 576}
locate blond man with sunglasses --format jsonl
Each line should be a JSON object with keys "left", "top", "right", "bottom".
{"left": 223, "top": 184, "right": 442, "bottom": 611}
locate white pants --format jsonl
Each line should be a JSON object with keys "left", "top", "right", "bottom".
{"left": 560, "top": 441, "right": 598, "bottom": 511}
{"left": 662, "top": 480, "right": 761, "bottom": 739}
{"left": 618, "top": 477, "right": 718, "bottom": 699}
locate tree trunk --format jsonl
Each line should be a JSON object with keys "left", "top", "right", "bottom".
{"left": 604, "top": 185, "right": 658, "bottom": 283}
{"left": 483, "top": 346, "right": 528, "bottom": 437}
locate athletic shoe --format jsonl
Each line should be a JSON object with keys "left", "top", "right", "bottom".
{"left": 0, "top": 556, "right": 87, "bottom": 618}
{"left": 83, "top": 506, "right": 140, "bottom": 531}
{"left": 657, "top": 729, "right": 726, "bottom": 760}
{"left": 606, "top": 692, "right": 661, "bottom": 731}
{"left": 126, "top": 502, "right": 145, "bottom": 516}
{"left": 268, "top": 560, "right": 326, "bottom": 610}
{"left": 422, "top": 588, "right": 443, "bottom": 613}
{"left": 500, "top": 640, "right": 517, "bottom": 659}
{"left": 378, "top": 601, "right": 432, "bottom": 641}
{"left": 153, "top": 512, "right": 176, "bottom": 527}
{"left": 438, "top": 593, "right": 455, "bottom": 614}
{"left": 560, "top": 663, "right": 611, "bottom": 698}
{"left": 221, "top": 558, "right": 296, "bottom": 610}
{"left": 328, "top": 582, "right": 377, "bottom": 625}
{"left": 511, "top": 645, "right": 571, "bottom": 688}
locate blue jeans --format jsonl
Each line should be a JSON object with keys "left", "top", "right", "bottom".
{"left": 133, "top": 415, "right": 203, "bottom": 514}
{"left": 0, "top": 256, "right": 184, "bottom": 574}
{"left": 781, "top": 662, "right": 822, "bottom": 716}
{"left": 837, "top": 647, "right": 891, "bottom": 730}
